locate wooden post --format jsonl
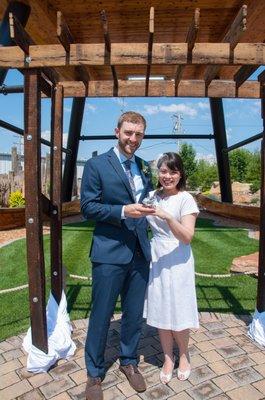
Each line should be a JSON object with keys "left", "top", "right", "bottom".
{"left": 256, "top": 89, "right": 265, "bottom": 312}
{"left": 210, "top": 97, "right": 233, "bottom": 203}
{"left": 50, "top": 85, "right": 64, "bottom": 304}
{"left": 24, "top": 68, "right": 48, "bottom": 353}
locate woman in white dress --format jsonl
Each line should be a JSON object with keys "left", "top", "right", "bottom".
{"left": 143, "top": 152, "right": 199, "bottom": 384}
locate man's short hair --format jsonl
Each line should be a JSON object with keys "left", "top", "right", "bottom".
{"left": 117, "top": 111, "right": 146, "bottom": 131}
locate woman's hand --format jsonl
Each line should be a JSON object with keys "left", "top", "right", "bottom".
{"left": 153, "top": 206, "right": 173, "bottom": 221}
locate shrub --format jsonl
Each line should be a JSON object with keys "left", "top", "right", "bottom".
{"left": 8, "top": 191, "right": 25, "bottom": 208}
{"left": 250, "top": 180, "right": 260, "bottom": 194}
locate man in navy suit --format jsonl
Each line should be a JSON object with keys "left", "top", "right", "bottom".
{"left": 81, "top": 111, "right": 155, "bottom": 400}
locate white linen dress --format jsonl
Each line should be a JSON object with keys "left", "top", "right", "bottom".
{"left": 143, "top": 190, "right": 200, "bottom": 331}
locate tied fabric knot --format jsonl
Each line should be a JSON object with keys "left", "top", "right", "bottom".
{"left": 123, "top": 159, "right": 137, "bottom": 201}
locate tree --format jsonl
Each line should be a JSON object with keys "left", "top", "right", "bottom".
{"left": 189, "top": 159, "right": 218, "bottom": 191}
{"left": 179, "top": 142, "right": 197, "bottom": 181}
{"left": 229, "top": 148, "right": 252, "bottom": 182}
{"left": 245, "top": 150, "right": 261, "bottom": 193}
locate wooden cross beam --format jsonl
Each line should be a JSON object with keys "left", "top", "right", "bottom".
{"left": 57, "top": 11, "right": 90, "bottom": 85}
{"left": 57, "top": 78, "right": 261, "bottom": 99}
{"left": 9, "top": 12, "right": 58, "bottom": 89}
{"left": 145, "top": 7, "right": 154, "bottom": 97}
{"left": 204, "top": 4, "right": 247, "bottom": 89}
{"left": 1, "top": 42, "right": 265, "bottom": 68}
{"left": 100, "top": 10, "right": 118, "bottom": 95}
{"left": 175, "top": 8, "right": 200, "bottom": 96}
{"left": 234, "top": 38, "right": 265, "bottom": 89}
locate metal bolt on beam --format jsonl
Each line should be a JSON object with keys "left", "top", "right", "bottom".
{"left": 25, "top": 56, "right": 31, "bottom": 64}
{"left": 32, "top": 297, "right": 38, "bottom": 303}
{"left": 28, "top": 218, "right": 34, "bottom": 223}
{"left": 53, "top": 271, "right": 58, "bottom": 276}
{"left": 52, "top": 209, "right": 58, "bottom": 215}
{"left": 26, "top": 134, "right": 32, "bottom": 140}
{"left": 53, "top": 146, "right": 57, "bottom": 150}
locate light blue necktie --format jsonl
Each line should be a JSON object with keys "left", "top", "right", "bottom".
{"left": 123, "top": 159, "right": 137, "bottom": 201}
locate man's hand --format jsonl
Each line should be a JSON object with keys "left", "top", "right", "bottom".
{"left": 124, "top": 204, "right": 156, "bottom": 218}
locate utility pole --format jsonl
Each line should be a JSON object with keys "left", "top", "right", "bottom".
{"left": 172, "top": 113, "right": 184, "bottom": 152}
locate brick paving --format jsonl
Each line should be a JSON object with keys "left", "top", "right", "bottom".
{"left": 1, "top": 313, "right": 265, "bottom": 400}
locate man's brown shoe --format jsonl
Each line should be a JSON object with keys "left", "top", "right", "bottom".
{"left": 119, "top": 364, "right": 146, "bottom": 392}
{"left": 85, "top": 376, "right": 103, "bottom": 400}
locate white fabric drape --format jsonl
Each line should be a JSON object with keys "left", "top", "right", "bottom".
{"left": 23, "top": 290, "right": 76, "bottom": 373}
{"left": 248, "top": 309, "right": 265, "bottom": 346}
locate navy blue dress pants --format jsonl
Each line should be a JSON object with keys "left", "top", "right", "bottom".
{"left": 85, "top": 248, "right": 149, "bottom": 378}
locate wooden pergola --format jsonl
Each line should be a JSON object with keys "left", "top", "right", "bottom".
{"left": 0, "top": 0, "right": 265, "bottom": 354}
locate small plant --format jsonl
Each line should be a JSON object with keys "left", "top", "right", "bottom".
{"left": 250, "top": 180, "right": 260, "bottom": 194}
{"left": 8, "top": 190, "right": 25, "bottom": 208}
{"left": 250, "top": 197, "right": 259, "bottom": 205}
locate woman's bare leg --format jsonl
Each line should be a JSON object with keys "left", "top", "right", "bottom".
{"left": 158, "top": 328, "right": 175, "bottom": 374}
{"left": 172, "top": 329, "right": 190, "bottom": 372}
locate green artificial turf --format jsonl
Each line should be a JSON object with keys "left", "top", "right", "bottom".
{"left": 0, "top": 218, "right": 259, "bottom": 340}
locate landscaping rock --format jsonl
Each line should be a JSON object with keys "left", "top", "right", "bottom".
{"left": 230, "top": 252, "right": 259, "bottom": 276}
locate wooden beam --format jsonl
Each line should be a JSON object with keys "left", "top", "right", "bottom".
{"left": 57, "top": 11, "right": 74, "bottom": 53}
{"left": 50, "top": 84, "right": 64, "bottom": 304}
{"left": 100, "top": 10, "right": 118, "bottom": 95}
{"left": 1, "top": 43, "right": 265, "bottom": 68}
{"left": 55, "top": 79, "right": 261, "bottom": 99}
{"left": 234, "top": 65, "right": 259, "bottom": 88}
{"left": 145, "top": 7, "right": 154, "bottom": 97}
{"left": 9, "top": 12, "right": 34, "bottom": 56}
{"left": 187, "top": 8, "right": 200, "bottom": 55}
{"left": 175, "top": 8, "right": 200, "bottom": 95}
{"left": 223, "top": 4, "right": 247, "bottom": 49}
{"left": 9, "top": 12, "right": 58, "bottom": 88}
{"left": 204, "top": 5, "right": 248, "bottom": 88}
{"left": 24, "top": 69, "right": 48, "bottom": 353}
{"left": 39, "top": 74, "right": 52, "bottom": 97}
{"left": 57, "top": 11, "right": 89, "bottom": 85}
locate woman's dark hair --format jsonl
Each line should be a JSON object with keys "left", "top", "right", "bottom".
{"left": 157, "top": 152, "right": 186, "bottom": 190}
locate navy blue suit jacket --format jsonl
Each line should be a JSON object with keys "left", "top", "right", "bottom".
{"left": 81, "top": 148, "right": 153, "bottom": 264}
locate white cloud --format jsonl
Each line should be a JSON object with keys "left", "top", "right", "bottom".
{"left": 111, "top": 98, "right": 128, "bottom": 107}
{"left": 143, "top": 105, "right": 160, "bottom": 115}
{"left": 143, "top": 103, "right": 197, "bottom": 117}
{"left": 197, "top": 101, "right": 209, "bottom": 110}
{"left": 85, "top": 103, "right": 97, "bottom": 112}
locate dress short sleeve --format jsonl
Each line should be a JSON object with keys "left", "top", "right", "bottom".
{"left": 180, "top": 192, "right": 200, "bottom": 218}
